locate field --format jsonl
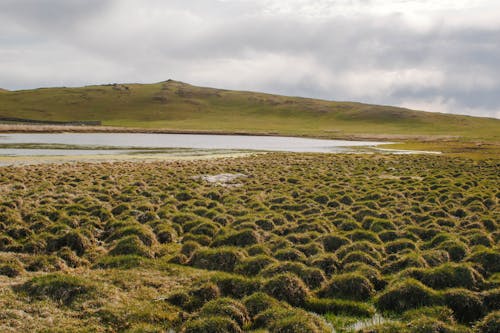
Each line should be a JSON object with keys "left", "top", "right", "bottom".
{"left": 1, "top": 80, "right": 500, "bottom": 143}
{"left": 0, "top": 153, "right": 499, "bottom": 332}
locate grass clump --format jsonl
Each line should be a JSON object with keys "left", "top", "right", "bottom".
{"left": 476, "top": 311, "right": 500, "bottom": 333}
{"left": 402, "top": 263, "right": 485, "bottom": 290}
{"left": 181, "top": 316, "right": 242, "bottom": 333}
{"left": 309, "top": 253, "right": 339, "bottom": 276}
{"left": 189, "top": 247, "right": 246, "bottom": 272}
{"left": 211, "top": 273, "right": 261, "bottom": 298}
{"left": 320, "top": 234, "right": 351, "bottom": 252}
{"left": 318, "top": 272, "right": 374, "bottom": 301}
{"left": 46, "top": 230, "right": 90, "bottom": 256}
{"left": 16, "top": 273, "right": 97, "bottom": 306}
{"left": 198, "top": 297, "right": 250, "bottom": 328}
{"left": 243, "top": 292, "right": 284, "bottom": 318}
{"left": 376, "top": 278, "right": 440, "bottom": 313}
{"left": 234, "top": 255, "right": 277, "bottom": 276}
{"left": 262, "top": 273, "right": 310, "bottom": 307}
{"left": 0, "top": 257, "right": 24, "bottom": 277}
{"left": 482, "top": 288, "right": 500, "bottom": 311}
{"left": 167, "top": 283, "right": 220, "bottom": 312}
{"left": 109, "top": 235, "right": 154, "bottom": 258}
{"left": 442, "top": 289, "right": 485, "bottom": 323}
{"left": 260, "top": 261, "right": 326, "bottom": 289}
{"left": 268, "top": 314, "right": 328, "bottom": 333}
{"left": 211, "top": 229, "right": 262, "bottom": 247}
{"left": 401, "top": 306, "right": 456, "bottom": 324}
{"left": 467, "top": 248, "right": 500, "bottom": 276}
{"left": 253, "top": 306, "right": 330, "bottom": 332}
{"left": 107, "top": 224, "right": 157, "bottom": 246}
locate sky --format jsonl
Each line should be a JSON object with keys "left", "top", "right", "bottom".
{"left": 1, "top": 0, "right": 500, "bottom": 119}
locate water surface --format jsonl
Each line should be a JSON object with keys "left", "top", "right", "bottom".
{"left": 0, "top": 133, "right": 385, "bottom": 156}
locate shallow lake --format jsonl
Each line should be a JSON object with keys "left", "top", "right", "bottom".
{"left": 0, "top": 133, "right": 385, "bottom": 156}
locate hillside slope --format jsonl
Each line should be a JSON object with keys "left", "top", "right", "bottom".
{"left": 0, "top": 80, "right": 499, "bottom": 141}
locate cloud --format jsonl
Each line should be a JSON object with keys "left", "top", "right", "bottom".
{"left": 0, "top": 0, "right": 499, "bottom": 118}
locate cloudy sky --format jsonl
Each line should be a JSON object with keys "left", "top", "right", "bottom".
{"left": 1, "top": 0, "right": 500, "bottom": 118}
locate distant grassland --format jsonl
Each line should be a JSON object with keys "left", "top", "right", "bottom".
{"left": 1, "top": 80, "right": 499, "bottom": 142}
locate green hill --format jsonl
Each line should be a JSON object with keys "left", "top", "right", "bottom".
{"left": 0, "top": 80, "right": 499, "bottom": 141}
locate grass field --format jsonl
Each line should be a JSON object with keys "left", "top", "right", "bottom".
{"left": 1, "top": 80, "right": 499, "bottom": 143}
{"left": 0, "top": 154, "right": 498, "bottom": 332}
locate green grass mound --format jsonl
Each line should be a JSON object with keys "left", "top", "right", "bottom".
{"left": 167, "top": 282, "right": 220, "bottom": 311}
{"left": 482, "top": 288, "right": 500, "bottom": 311}
{"left": 260, "top": 261, "right": 326, "bottom": 289}
{"left": 253, "top": 306, "right": 330, "bottom": 332}
{"left": 438, "top": 240, "right": 469, "bottom": 262}
{"left": 46, "top": 230, "right": 91, "bottom": 256}
{"left": 405, "top": 317, "right": 471, "bottom": 333}
{"left": 189, "top": 247, "right": 246, "bottom": 272}
{"left": 401, "top": 263, "right": 485, "bottom": 290}
{"left": 343, "top": 263, "right": 387, "bottom": 290}
{"left": 376, "top": 278, "right": 440, "bottom": 313}
{"left": 382, "top": 253, "right": 429, "bottom": 274}
{"left": 467, "top": 248, "right": 500, "bottom": 276}
{"left": 109, "top": 235, "right": 154, "bottom": 258}
{"left": 180, "top": 241, "right": 201, "bottom": 257}
{"left": 476, "top": 311, "right": 500, "bottom": 333}
{"left": 262, "top": 273, "right": 310, "bottom": 307}
{"left": 268, "top": 314, "right": 329, "bottom": 333}
{"left": 422, "top": 250, "right": 451, "bottom": 267}
{"left": 181, "top": 316, "right": 242, "bottom": 333}
{"left": 211, "top": 229, "right": 262, "bottom": 247}
{"left": 253, "top": 306, "right": 297, "bottom": 329}
{"left": 320, "top": 234, "right": 351, "bottom": 252}
{"left": 401, "top": 306, "right": 456, "bottom": 325}
{"left": 16, "top": 273, "right": 97, "bottom": 305}
{"left": 210, "top": 273, "right": 260, "bottom": 298}
{"left": 308, "top": 253, "right": 339, "bottom": 277}
{"left": 242, "top": 292, "right": 284, "bottom": 318}
{"left": 234, "top": 255, "right": 277, "bottom": 276}
{"left": 341, "top": 250, "right": 381, "bottom": 268}
{"left": 273, "top": 248, "right": 307, "bottom": 262}
{"left": 385, "top": 239, "right": 417, "bottom": 254}
{"left": 442, "top": 289, "right": 485, "bottom": 323}
{"left": 318, "top": 273, "right": 374, "bottom": 301}
{"left": 198, "top": 298, "right": 250, "bottom": 328}
{"left": 107, "top": 224, "right": 157, "bottom": 247}
{"left": 0, "top": 257, "right": 24, "bottom": 277}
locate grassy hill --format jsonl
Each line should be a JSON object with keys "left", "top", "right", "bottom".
{"left": 0, "top": 80, "right": 499, "bottom": 141}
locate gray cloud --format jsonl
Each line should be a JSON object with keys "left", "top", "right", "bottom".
{"left": 0, "top": 0, "right": 499, "bottom": 118}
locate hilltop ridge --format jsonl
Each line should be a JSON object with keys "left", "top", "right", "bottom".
{"left": 0, "top": 80, "right": 499, "bottom": 142}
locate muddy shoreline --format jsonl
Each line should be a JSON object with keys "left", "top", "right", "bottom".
{"left": 0, "top": 124, "right": 458, "bottom": 142}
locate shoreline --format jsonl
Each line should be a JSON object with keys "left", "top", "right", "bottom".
{"left": 0, "top": 124, "right": 460, "bottom": 142}
{"left": 0, "top": 151, "right": 256, "bottom": 167}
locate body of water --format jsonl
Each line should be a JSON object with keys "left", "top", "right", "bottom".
{"left": 0, "top": 133, "right": 385, "bottom": 156}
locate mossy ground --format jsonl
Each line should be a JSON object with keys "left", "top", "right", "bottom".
{"left": 0, "top": 153, "right": 498, "bottom": 332}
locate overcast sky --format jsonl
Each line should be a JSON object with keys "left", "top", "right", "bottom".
{"left": 1, "top": 0, "right": 500, "bottom": 118}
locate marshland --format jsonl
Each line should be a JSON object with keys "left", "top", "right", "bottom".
{"left": 3, "top": 0, "right": 500, "bottom": 331}
{"left": 0, "top": 152, "right": 498, "bottom": 332}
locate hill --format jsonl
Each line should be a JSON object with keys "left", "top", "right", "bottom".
{"left": 0, "top": 80, "right": 499, "bottom": 141}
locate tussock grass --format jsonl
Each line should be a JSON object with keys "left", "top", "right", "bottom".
{"left": 0, "top": 153, "right": 498, "bottom": 331}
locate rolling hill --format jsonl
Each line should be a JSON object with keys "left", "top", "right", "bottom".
{"left": 0, "top": 80, "right": 499, "bottom": 141}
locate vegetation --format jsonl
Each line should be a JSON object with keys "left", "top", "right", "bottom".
{"left": 0, "top": 153, "right": 498, "bottom": 332}
{"left": 0, "top": 80, "right": 499, "bottom": 144}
